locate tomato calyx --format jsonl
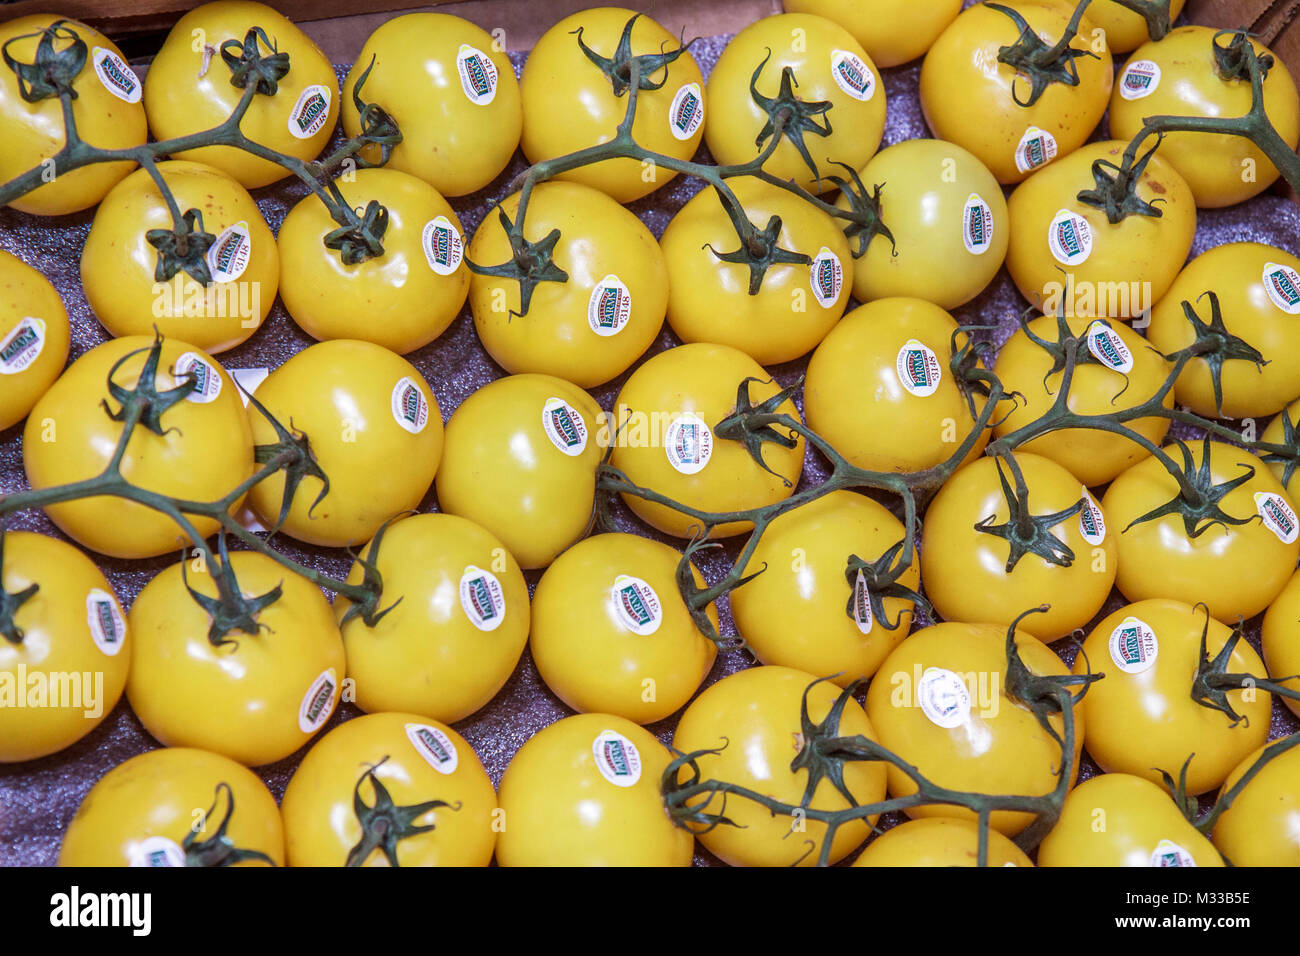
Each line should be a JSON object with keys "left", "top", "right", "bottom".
{"left": 181, "top": 533, "right": 283, "bottom": 647}
{"left": 974, "top": 453, "right": 1084, "bottom": 572}
{"left": 0, "top": 18, "right": 86, "bottom": 103}
{"left": 1212, "top": 29, "right": 1275, "bottom": 83}
{"left": 1124, "top": 435, "right": 1259, "bottom": 538}
{"left": 1190, "top": 607, "right": 1298, "bottom": 727}
{"left": 788, "top": 676, "right": 874, "bottom": 810}
{"left": 1165, "top": 291, "right": 1267, "bottom": 417}
{"left": 842, "top": 542, "right": 929, "bottom": 631}
{"left": 145, "top": 207, "right": 218, "bottom": 285}
{"left": 466, "top": 205, "right": 569, "bottom": 319}
{"left": 182, "top": 782, "right": 277, "bottom": 867}
{"left": 951, "top": 325, "right": 1002, "bottom": 424}
{"left": 244, "top": 387, "right": 331, "bottom": 535}
{"left": 674, "top": 535, "right": 751, "bottom": 649}
{"left": 1256, "top": 406, "right": 1300, "bottom": 489}
{"left": 0, "top": 532, "right": 38, "bottom": 646}
{"left": 219, "top": 26, "right": 292, "bottom": 97}
{"left": 332, "top": 56, "right": 402, "bottom": 171}
{"left": 345, "top": 757, "right": 460, "bottom": 868}
{"left": 1003, "top": 607, "right": 1100, "bottom": 754}
{"left": 338, "top": 513, "right": 406, "bottom": 629}
{"left": 101, "top": 332, "right": 198, "bottom": 437}
{"left": 1075, "top": 133, "right": 1167, "bottom": 223}
{"left": 1018, "top": 306, "right": 1114, "bottom": 394}
{"left": 748, "top": 50, "right": 833, "bottom": 184}
{"left": 322, "top": 195, "right": 390, "bottom": 265}
{"left": 714, "top": 377, "right": 801, "bottom": 484}
{"left": 572, "top": 13, "right": 697, "bottom": 96}
{"left": 987, "top": 0, "right": 1100, "bottom": 108}
{"left": 703, "top": 201, "right": 811, "bottom": 295}
{"left": 1106, "top": 0, "right": 1177, "bottom": 43}
{"left": 828, "top": 161, "right": 895, "bottom": 259}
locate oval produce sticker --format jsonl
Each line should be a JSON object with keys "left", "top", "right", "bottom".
{"left": 592, "top": 729, "right": 642, "bottom": 787}
{"left": 457, "top": 43, "right": 498, "bottom": 105}
{"left": 668, "top": 82, "right": 705, "bottom": 140}
{"left": 1119, "top": 60, "right": 1161, "bottom": 100}
{"left": 0, "top": 317, "right": 46, "bottom": 375}
{"left": 895, "top": 339, "right": 942, "bottom": 397}
{"left": 1015, "top": 126, "right": 1058, "bottom": 174}
{"left": 459, "top": 565, "right": 506, "bottom": 631}
{"left": 422, "top": 216, "right": 464, "bottom": 275}
{"left": 287, "top": 84, "right": 332, "bottom": 139}
{"left": 612, "top": 575, "right": 662, "bottom": 636}
{"left": 917, "top": 667, "right": 972, "bottom": 729}
{"left": 963, "top": 194, "right": 994, "bottom": 255}
{"left": 664, "top": 412, "right": 713, "bottom": 475}
{"left": 1109, "top": 616, "right": 1158, "bottom": 674}
{"left": 405, "top": 722, "right": 460, "bottom": 775}
{"left": 542, "top": 396, "right": 588, "bottom": 456}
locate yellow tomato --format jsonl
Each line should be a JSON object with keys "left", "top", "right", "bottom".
{"left": 341, "top": 13, "right": 521, "bottom": 197}
{"left": 837, "top": 139, "right": 1009, "bottom": 310}
{"left": 805, "top": 298, "right": 988, "bottom": 474}
{"left": 705, "top": 13, "right": 886, "bottom": 193}
{"left": 992, "top": 315, "right": 1172, "bottom": 486}
{"left": 852, "top": 817, "right": 1033, "bottom": 867}
{"left": 59, "top": 748, "right": 283, "bottom": 866}
{"left": 783, "top": 0, "right": 962, "bottom": 68}
{"left": 245, "top": 339, "right": 442, "bottom": 548}
{"left": 1089, "top": 0, "right": 1186, "bottom": 54}
{"left": 865, "top": 622, "right": 1082, "bottom": 836}
{"left": 281, "top": 712, "right": 497, "bottom": 867}
{"left": 0, "top": 15, "right": 146, "bottom": 215}
{"left": 0, "top": 531, "right": 128, "bottom": 762}
{"left": 81, "top": 160, "right": 278, "bottom": 353}
{"left": 520, "top": 7, "right": 705, "bottom": 202}
{"left": 23, "top": 335, "right": 254, "bottom": 559}
{"left": 468, "top": 181, "right": 668, "bottom": 388}
{"left": 127, "top": 549, "right": 346, "bottom": 767}
{"left": 729, "top": 490, "right": 918, "bottom": 684}
{"left": 0, "top": 249, "right": 69, "bottom": 432}
{"left": 673, "top": 665, "right": 887, "bottom": 866}
{"left": 530, "top": 532, "right": 717, "bottom": 724}
{"left": 435, "top": 373, "right": 604, "bottom": 570}
{"left": 1261, "top": 568, "right": 1300, "bottom": 721}
{"left": 144, "top": 1, "right": 338, "bottom": 188}
{"left": 1037, "top": 773, "right": 1223, "bottom": 867}
{"left": 1212, "top": 741, "right": 1300, "bottom": 866}
{"left": 1261, "top": 398, "right": 1300, "bottom": 502}
{"left": 496, "top": 713, "right": 694, "bottom": 866}
{"left": 1110, "top": 26, "right": 1300, "bottom": 207}
{"left": 336, "top": 513, "right": 529, "bottom": 725}
{"left": 1077, "top": 600, "right": 1270, "bottom": 795}
{"left": 921, "top": 0, "right": 1113, "bottom": 184}
{"left": 610, "top": 343, "right": 804, "bottom": 539}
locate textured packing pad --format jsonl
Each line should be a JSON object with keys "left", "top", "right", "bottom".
{"left": 2, "top": 29, "right": 1300, "bottom": 867}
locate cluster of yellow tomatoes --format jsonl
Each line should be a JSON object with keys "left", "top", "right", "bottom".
{"left": 3, "top": 0, "right": 1300, "bottom": 868}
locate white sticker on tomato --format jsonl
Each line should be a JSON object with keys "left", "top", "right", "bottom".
{"left": 205, "top": 220, "right": 252, "bottom": 283}
{"left": 92, "top": 46, "right": 141, "bottom": 103}
{"left": 587, "top": 275, "right": 632, "bottom": 337}
{"left": 1150, "top": 839, "right": 1197, "bottom": 867}
{"left": 1119, "top": 60, "right": 1162, "bottom": 100}
{"left": 592, "top": 729, "right": 642, "bottom": 787}
{"left": 1078, "top": 487, "right": 1106, "bottom": 546}
{"left": 287, "top": 84, "right": 332, "bottom": 139}
{"left": 459, "top": 565, "right": 506, "bottom": 631}
{"left": 85, "top": 589, "right": 126, "bottom": 657}
{"left": 174, "top": 351, "right": 223, "bottom": 403}
{"left": 298, "top": 668, "right": 338, "bottom": 733}
{"left": 611, "top": 575, "right": 662, "bottom": 636}
{"left": 390, "top": 376, "right": 430, "bottom": 434}
{"left": 405, "top": 722, "right": 459, "bottom": 775}
{"left": 918, "top": 667, "right": 971, "bottom": 729}
{"left": 895, "top": 339, "right": 942, "bottom": 397}
{"left": 1255, "top": 492, "right": 1299, "bottom": 543}
{"left": 851, "top": 570, "right": 873, "bottom": 635}
{"left": 1108, "top": 616, "right": 1158, "bottom": 674}
{"left": 664, "top": 412, "right": 713, "bottom": 475}
{"left": 542, "top": 396, "right": 588, "bottom": 456}
{"left": 456, "top": 43, "right": 498, "bottom": 105}
{"left": 129, "top": 836, "right": 184, "bottom": 868}
{"left": 668, "top": 82, "right": 705, "bottom": 140}
{"left": 1048, "top": 209, "right": 1093, "bottom": 267}
{"left": 1086, "top": 321, "right": 1134, "bottom": 373}
{"left": 1015, "top": 126, "right": 1058, "bottom": 174}
{"left": 810, "top": 246, "right": 844, "bottom": 308}
{"left": 1263, "top": 262, "right": 1300, "bottom": 315}
{"left": 829, "top": 49, "right": 875, "bottom": 101}
{"left": 962, "top": 194, "right": 994, "bottom": 256}
{"left": 421, "top": 216, "right": 464, "bottom": 275}
{"left": 0, "top": 317, "right": 45, "bottom": 375}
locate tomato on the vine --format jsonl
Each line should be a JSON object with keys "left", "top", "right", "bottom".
{"left": 468, "top": 181, "right": 668, "bottom": 388}
{"left": 1212, "top": 742, "right": 1300, "bottom": 866}
{"left": 24, "top": 335, "right": 254, "bottom": 560}
{"left": 336, "top": 512, "right": 529, "bottom": 725}
{"left": 281, "top": 712, "right": 497, "bottom": 867}
{"left": 0, "top": 15, "right": 146, "bottom": 216}
{"left": 0, "top": 531, "right": 129, "bottom": 763}
{"left": 81, "top": 159, "right": 278, "bottom": 354}
{"left": 0, "top": 249, "right": 69, "bottom": 433}
{"left": 782, "top": 0, "right": 962, "bottom": 68}
{"left": 705, "top": 13, "right": 886, "bottom": 194}
{"left": 145, "top": 0, "right": 338, "bottom": 189}
{"left": 520, "top": 8, "right": 705, "bottom": 203}
{"left": 852, "top": 818, "right": 1033, "bottom": 867}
